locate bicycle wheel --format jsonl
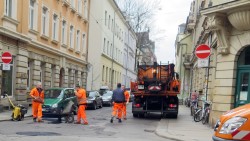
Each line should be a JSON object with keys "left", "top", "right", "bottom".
{"left": 194, "top": 109, "right": 202, "bottom": 122}
{"left": 202, "top": 111, "right": 209, "bottom": 124}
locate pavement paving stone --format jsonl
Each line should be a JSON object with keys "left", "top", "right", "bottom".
{"left": 155, "top": 105, "right": 214, "bottom": 141}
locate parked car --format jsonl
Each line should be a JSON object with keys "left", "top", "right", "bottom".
{"left": 42, "top": 88, "right": 77, "bottom": 123}
{"left": 99, "top": 86, "right": 109, "bottom": 95}
{"left": 213, "top": 104, "right": 250, "bottom": 141}
{"left": 102, "top": 91, "right": 113, "bottom": 106}
{"left": 87, "top": 91, "right": 103, "bottom": 110}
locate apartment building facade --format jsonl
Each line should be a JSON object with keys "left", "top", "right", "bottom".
{"left": 87, "top": 0, "right": 137, "bottom": 91}
{"left": 0, "top": 0, "right": 89, "bottom": 106}
{"left": 177, "top": 0, "right": 250, "bottom": 125}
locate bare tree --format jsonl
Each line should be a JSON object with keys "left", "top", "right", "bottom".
{"left": 115, "top": 0, "right": 161, "bottom": 67}
{"left": 115, "top": 0, "right": 161, "bottom": 33}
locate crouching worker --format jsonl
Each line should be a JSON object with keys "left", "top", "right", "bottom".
{"left": 110, "top": 83, "right": 125, "bottom": 123}
{"left": 30, "top": 82, "right": 44, "bottom": 122}
{"left": 74, "top": 84, "right": 88, "bottom": 125}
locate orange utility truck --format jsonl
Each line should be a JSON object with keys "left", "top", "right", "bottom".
{"left": 131, "top": 62, "right": 180, "bottom": 118}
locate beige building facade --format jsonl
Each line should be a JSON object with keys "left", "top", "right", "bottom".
{"left": 87, "top": 0, "right": 137, "bottom": 91}
{"left": 177, "top": 0, "right": 250, "bottom": 126}
{"left": 0, "top": 0, "right": 89, "bottom": 107}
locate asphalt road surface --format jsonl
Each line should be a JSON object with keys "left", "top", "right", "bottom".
{"left": 0, "top": 103, "right": 172, "bottom": 141}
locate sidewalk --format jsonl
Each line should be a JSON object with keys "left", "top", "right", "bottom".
{"left": 0, "top": 106, "right": 32, "bottom": 121}
{"left": 155, "top": 105, "right": 214, "bottom": 141}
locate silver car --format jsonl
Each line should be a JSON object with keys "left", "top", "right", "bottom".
{"left": 102, "top": 91, "right": 113, "bottom": 106}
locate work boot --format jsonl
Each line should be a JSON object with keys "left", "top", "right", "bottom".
{"left": 123, "top": 117, "right": 127, "bottom": 120}
{"left": 83, "top": 122, "right": 88, "bottom": 125}
{"left": 110, "top": 117, "right": 113, "bottom": 123}
{"left": 33, "top": 118, "right": 37, "bottom": 122}
{"left": 118, "top": 119, "right": 122, "bottom": 123}
{"left": 38, "top": 119, "right": 44, "bottom": 123}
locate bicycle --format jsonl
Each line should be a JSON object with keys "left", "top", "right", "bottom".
{"left": 194, "top": 100, "right": 211, "bottom": 123}
{"left": 190, "top": 98, "right": 198, "bottom": 116}
{"left": 202, "top": 101, "right": 211, "bottom": 124}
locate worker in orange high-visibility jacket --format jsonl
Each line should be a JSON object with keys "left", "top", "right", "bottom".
{"left": 74, "top": 84, "right": 88, "bottom": 125}
{"left": 30, "top": 82, "right": 44, "bottom": 122}
{"left": 121, "top": 85, "right": 130, "bottom": 120}
{"left": 110, "top": 83, "right": 125, "bottom": 123}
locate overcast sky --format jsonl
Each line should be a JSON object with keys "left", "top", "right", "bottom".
{"left": 151, "top": 0, "right": 193, "bottom": 63}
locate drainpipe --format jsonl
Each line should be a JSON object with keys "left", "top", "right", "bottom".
{"left": 111, "top": 7, "right": 116, "bottom": 90}
{"left": 205, "top": 32, "right": 212, "bottom": 101}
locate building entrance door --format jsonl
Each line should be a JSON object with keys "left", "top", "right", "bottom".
{"left": 235, "top": 69, "right": 250, "bottom": 107}
{"left": 235, "top": 46, "right": 250, "bottom": 107}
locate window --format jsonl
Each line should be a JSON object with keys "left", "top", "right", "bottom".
{"left": 108, "top": 15, "right": 110, "bottom": 29}
{"left": 111, "top": 19, "right": 113, "bottom": 32}
{"left": 4, "top": 0, "right": 17, "bottom": 20}
{"left": 51, "top": 65, "right": 55, "bottom": 87}
{"left": 69, "top": 25, "right": 74, "bottom": 48}
{"left": 83, "top": 0, "right": 88, "bottom": 19}
{"left": 40, "top": 62, "right": 45, "bottom": 88}
{"left": 106, "top": 67, "right": 108, "bottom": 83}
{"left": 103, "top": 38, "right": 106, "bottom": 53}
{"left": 107, "top": 41, "right": 109, "bottom": 55}
{"left": 42, "top": 6, "right": 49, "bottom": 36}
{"left": 27, "top": 60, "right": 33, "bottom": 90}
{"left": 71, "top": 0, "right": 75, "bottom": 8}
{"left": 76, "top": 30, "right": 80, "bottom": 51}
{"left": 78, "top": 0, "right": 82, "bottom": 14}
{"left": 102, "top": 66, "right": 105, "bottom": 81}
{"left": 61, "top": 20, "right": 67, "bottom": 45}
{"left": 110, "top": 44, "right": 112, "bottom": 56}
{"left": 29, "top": 0, "right": 35, "bottom": 29}
{"left": 74, "top": 70, "right": 78, "bottom": 86}
{"left": 52, "top": 14, "right": 59, "bottom": 41}
{"left": 105, "top": 11, "right": 107, "bottom": 26}
{"left": 109, "top": 68, "right": 111, "bottom": 82}
{"left": 82, "top": 33, "right": 86, "bottom": 53}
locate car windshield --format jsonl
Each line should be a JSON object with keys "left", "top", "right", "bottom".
{"left": 103, "top": 91, "right": 113, "bottom": 97}
{"left": 88, "top": 91, "right": 96, "bottom": 97}
{"left": 44, "top": 89, "right": 63, "bottom": 99}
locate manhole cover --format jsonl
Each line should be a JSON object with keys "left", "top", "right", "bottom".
{"left": 16, "top": 132, "right": 61, "bottom": 136}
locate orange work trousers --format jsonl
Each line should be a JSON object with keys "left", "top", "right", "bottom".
{"left": 112, "top": 103, "right": 124, "bottom": 119}
{"left": 77, "top": 105, "right": 88, "bottom": 123}
{"left": 32, "top": 102, "right": 42, "bottom": 120}
{"left": 122, "top": 103, "right": 127, "bottom": 118}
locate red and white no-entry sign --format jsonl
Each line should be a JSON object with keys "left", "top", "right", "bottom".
{"left": 1, "top": 52, "right": 12, "bottom": 64}
{"left": 195, "top": 44, "right": 211, "bottom": 59}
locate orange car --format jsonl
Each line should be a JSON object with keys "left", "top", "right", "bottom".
{"left": 213, "top": 104, "right": 250, "bottom": 141}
